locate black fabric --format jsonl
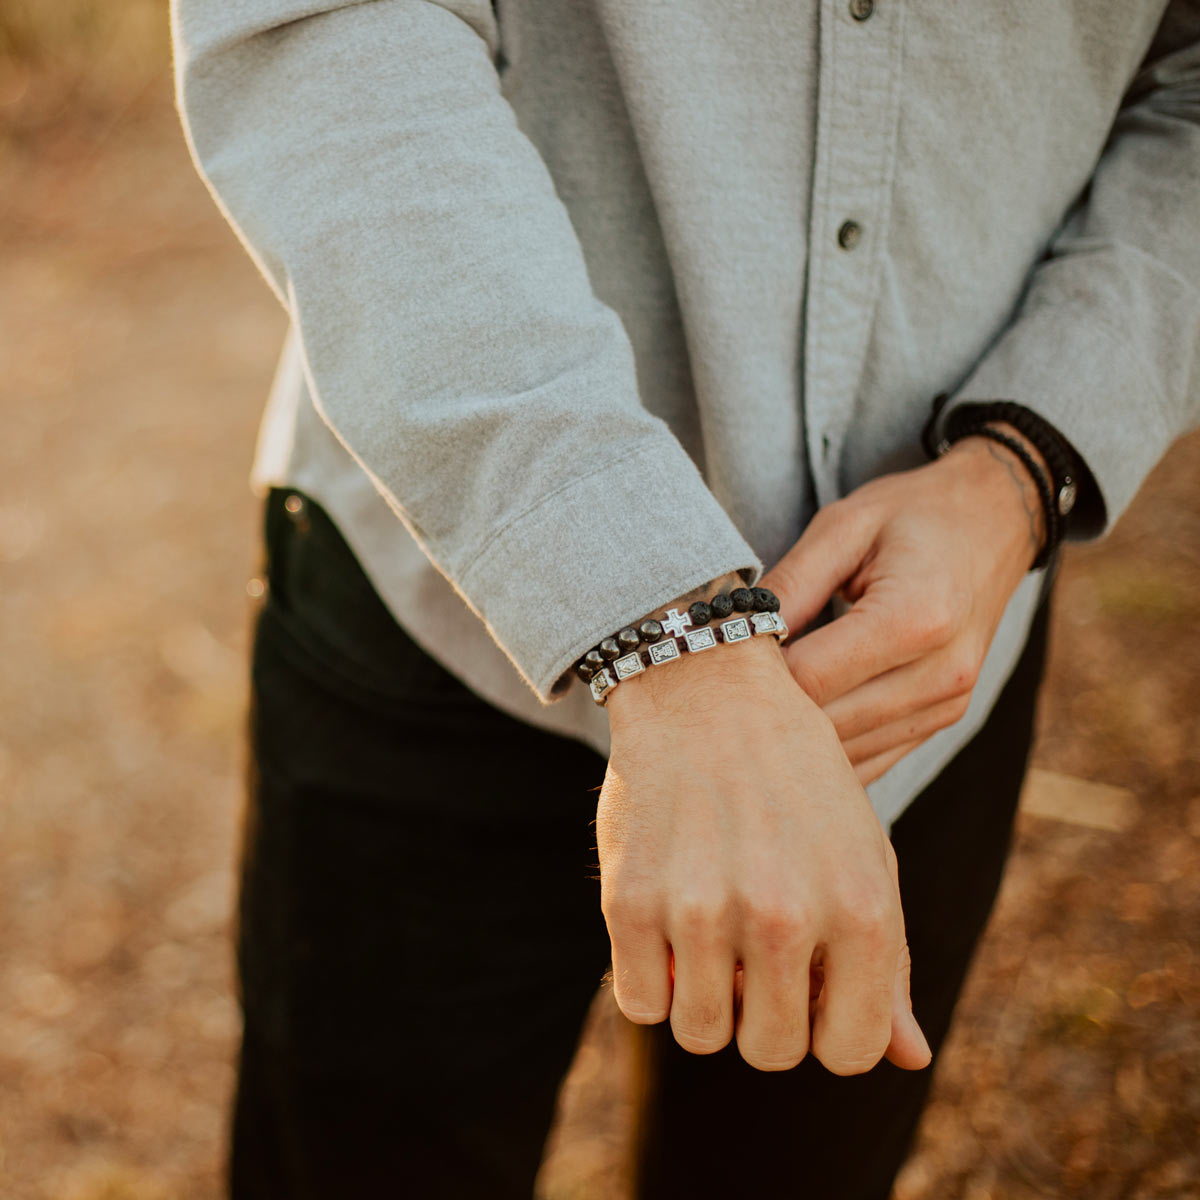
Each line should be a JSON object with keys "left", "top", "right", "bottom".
{"left": 230, "top": 487, "right": 1051, "bottom": 1199}
{"left": 636, "top": 578, "right": 1050, "bottom": 1198}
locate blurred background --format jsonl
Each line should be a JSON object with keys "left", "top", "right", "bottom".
{"left": 1, "top": 3, "right": 1198, "bottom": 1197}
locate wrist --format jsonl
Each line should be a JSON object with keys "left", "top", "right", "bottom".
{"left": 594, "top": 573, "right": 792, "bottom": 719}
{"left": 606, "top": 629, "right": 789, "bottom": 726}
{"left": 938, "top": 429, "right": 1048, "bottom": 570}
{"left": 926, "top": 398, "right": 1084, "bottom": 570}
{"left": 980, "top": 420, "right": 1050, "bottom": 478}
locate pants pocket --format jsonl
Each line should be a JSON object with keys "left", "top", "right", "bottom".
{"left": 259, "top": 487, "right": 477, "bottom": 709}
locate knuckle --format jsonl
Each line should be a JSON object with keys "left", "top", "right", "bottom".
{"left": 737, "top": 1040, "right": 807, "bottom": 1073}
{"left": 673, "top": 894, "right": 732, "bottom": 940}
{"left": 616, "top": 997, "right": 669, "bottom": 1026}
{"left": 810, "top": 499, "right": 842, "bottom": 530}
{"left": 610, "top": 960, "right": 670, "bottom": 1025}
{"left": 600, "top": 895, "right": 627, "bottom": 928}
{"left": 604, "top": 909, "right": 656, "bottom": 946}
{"left": 811, "top": 983, "right": 894, "bottom": 1074}
{"left": 672, "top": 1008, "right": 732, "bottom": 1055}
{"left": 743, "top": 896, "right": 811, "bottom": 950}
{"left": 674, "top": 1032, "right": 731, "bottom": 1056}
{"left": 814, "top": 1017, "right": 892, "bottom": 1077}
{"left": 832, "top": 884, "right": 899, "bottom": 947}
{"left": 909, "top": 599, "right": 955, "bottom": 649}
{"left": 923, "top": 696, "right": 969, "bottom": 739}
{"left": 941, "top": 647, "right": 981, "bottom": 698}
{"left": 789, "top": 656, "right": 828, "bottom": 704}
{"left": 818, "top": 1043, "right": 888, "bottom": 1077}
{"left": 602, "top": 885, "right": 659, "bottom": 933}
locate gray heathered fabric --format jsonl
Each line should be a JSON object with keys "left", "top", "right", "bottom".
{"left": 172, "top": 0, "right": 1200, "bottom": 828}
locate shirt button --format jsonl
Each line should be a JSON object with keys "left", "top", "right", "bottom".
{"left": 837, "top": 220, "right": 862, "bottom": 250}
{"left": 849, "top": 0, "right": 875, "bottom": 19}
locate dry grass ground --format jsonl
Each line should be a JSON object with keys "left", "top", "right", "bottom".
{"left": 1, "top": 15, "right": 1197, "bottom": 1198}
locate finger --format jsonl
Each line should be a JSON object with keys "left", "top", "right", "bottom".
{"left": 608, "top": 927, "right": 673, "bottom": 1025}
{"left": 784, "top": 603, "right": 925, "bottom": 708}
{"left": 809, "top": 895, "right": 901, "bottom": 1075}
{"left": 669, "top": 942, "right": 737, "bottom": 1056}
{"left": 884, "top": 939, "right": 933, "bottom": 1070}
{"left": 823, "top": 645, "right": 975, "bottom": 743}
{"left": 841, "top": 695, "right": 970, "bottom": 767}
{"left": 853, "top": 739, "right": 922, "bottom": 786}
{"left": 760, "top": 502, "right": 878, "bottom": 637}
{"left": 734, "top": 942, "right": 814, "bottom": 1071}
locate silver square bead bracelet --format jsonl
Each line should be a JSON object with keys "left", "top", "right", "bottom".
{"left": 574, "top": 586, "right": 788, "bottom": 706}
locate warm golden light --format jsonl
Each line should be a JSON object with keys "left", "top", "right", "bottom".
{"left": 1, "top": 4, "right": 1197, "bottom": 1197}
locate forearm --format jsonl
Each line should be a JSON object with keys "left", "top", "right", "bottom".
{"left": 173, "top": 0, "right": 760, "bottom": 702}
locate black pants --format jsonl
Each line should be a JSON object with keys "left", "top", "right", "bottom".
{"left": 230, "top": 487, "right": 1051, "bottom": 1199}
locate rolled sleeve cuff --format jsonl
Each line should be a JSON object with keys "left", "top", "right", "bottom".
{"left": 945, "top": 302, "right": 1174, "bottom": 540}
{"left": 458, "top": 435, "right": 763, "bottom": 704}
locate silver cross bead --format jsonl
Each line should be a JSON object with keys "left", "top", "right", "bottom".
{"left": 660, "top": 607, "right": 692, "bottom": 638}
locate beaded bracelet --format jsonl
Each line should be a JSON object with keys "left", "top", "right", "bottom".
{"left": 575, "top": 586, "right": 788, "bottom": 706}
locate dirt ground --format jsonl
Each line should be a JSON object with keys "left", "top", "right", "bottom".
{"left": 1, "top": 24, "right": 1198, "bottom": 1200}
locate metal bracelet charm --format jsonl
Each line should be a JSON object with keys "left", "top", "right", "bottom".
{"left": 585, "top": 600, "right": 788, "bottom": 706}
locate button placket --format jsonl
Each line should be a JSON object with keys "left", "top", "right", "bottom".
{"left": 801, "top": 0, "right": 906, "bottom": 505}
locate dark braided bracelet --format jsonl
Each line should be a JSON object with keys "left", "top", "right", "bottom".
{"left": 575, "top": 586, "right": 787, "bottom": 706}
{"left": 938, "top": 423, "right": 1060, "bottom": 571}
{"left": 945, "top": 400, "right": 1080, "bottom": 526}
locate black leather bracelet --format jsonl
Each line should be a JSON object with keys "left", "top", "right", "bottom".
{"left": 944, "top": 400, "right": 1080, "bottom": 529}
{"left": 923, "top": 395, "right": 1086, "bottom": 570}
{"left": 925, "top": 396, "right": 1081, "bottom": 531}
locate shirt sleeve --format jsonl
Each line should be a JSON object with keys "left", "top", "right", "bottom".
{"left": 942, "top": 5, "right": 1200, "bottom": 539}
{"left": 170, "top": 0, "right": 761, "bottom": 704}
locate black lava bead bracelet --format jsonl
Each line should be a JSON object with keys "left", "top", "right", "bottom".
{"left": 575, "top": 586, "right": 786, "bottom": 706}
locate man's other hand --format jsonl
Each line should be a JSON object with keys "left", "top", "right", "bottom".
{"left": 762, "top": 430, "right": 1047, "bottom": 785}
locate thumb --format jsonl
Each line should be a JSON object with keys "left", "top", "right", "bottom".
{"left": 760, "top": 501, "right": 878, "bottom": 637}
{"left": 884, "top": 939, "right": 932, "bottom": 1071}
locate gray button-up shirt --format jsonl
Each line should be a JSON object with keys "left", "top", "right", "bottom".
{"left": 173, "top": 0, "right": 1200, "bottom": 828}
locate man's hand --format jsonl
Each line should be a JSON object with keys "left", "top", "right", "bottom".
{"left": 598, "top": 633, "right": 932, "bottom": 1075}
{"left": 761, "top": 428, "right": 1047, "bottom": 785}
